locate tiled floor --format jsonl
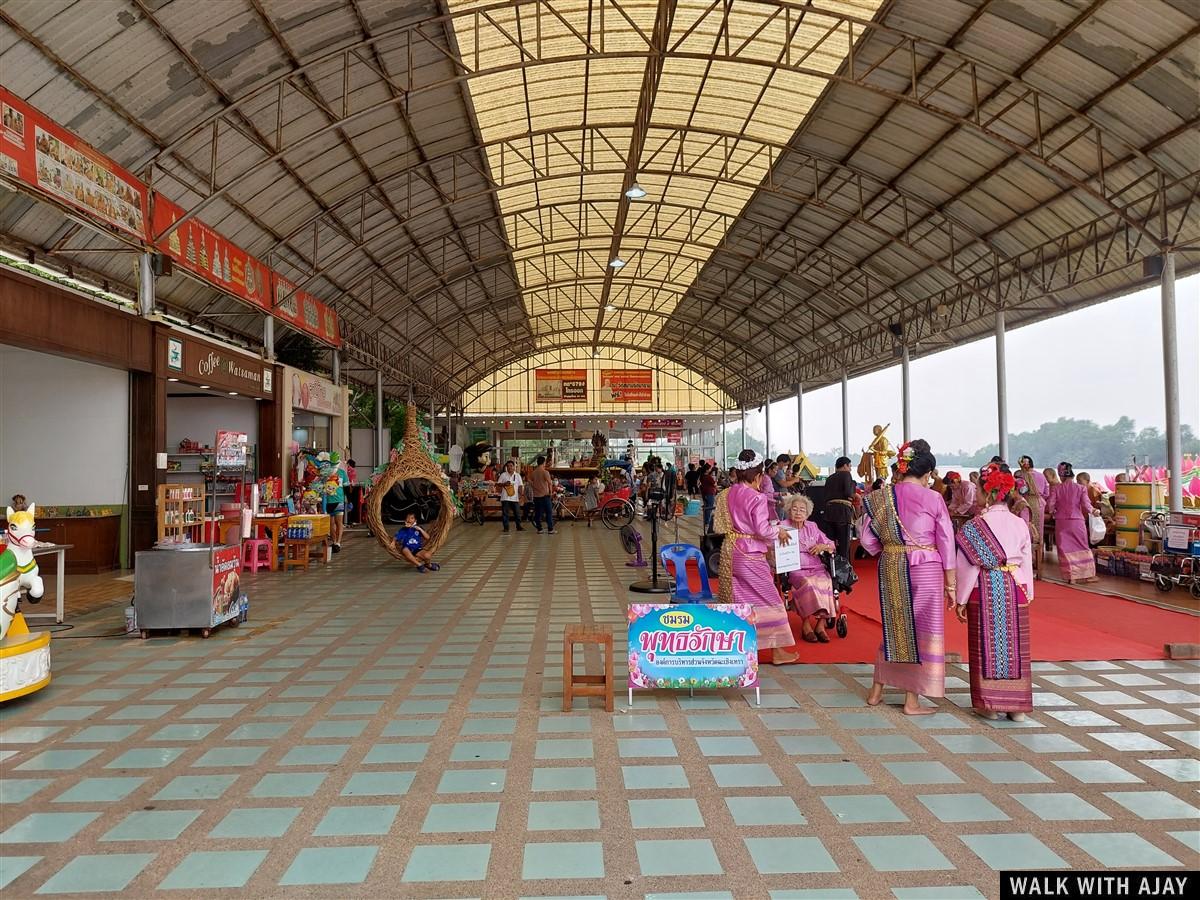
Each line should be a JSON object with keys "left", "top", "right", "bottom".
{"left": 1, "top": 520, "right": 1198, "bottom": 898}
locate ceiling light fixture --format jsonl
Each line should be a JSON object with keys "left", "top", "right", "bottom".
{"left": 624, "top": 182, "right": 647, "bottom": 200}
{"left": 199, "top": 385, "right": 209, "bottom": 389}
{"left": 604, "top": 303, "right": 616, "bottom": 312}
{"left": 228, "top": 391, "right": 238, "bottom": 396}
{"left": 608, "top": 257, "right": 625, "bottom": 269}
{"left": 167, "top": 377, "right": 179, "bottom": 382}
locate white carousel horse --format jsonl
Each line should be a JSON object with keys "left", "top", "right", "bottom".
{"left": 5, "top": 505, "right": 43, "bottom": 605}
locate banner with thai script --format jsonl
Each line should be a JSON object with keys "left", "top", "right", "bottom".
{"left": 666, "top": 430, "right": 683, "bottom": 444}
{"left": 290, "top": 367, "right": 343, "bottom": 415}
{"left": 152, "top": 193, "right": 271, "bottom": 313}
{"left": 600, "top": 369, "right": 653, "bottom": 403}
{"left": 642, "top": 418, "right": 683, "bottom": 428}
{"left": 0, "top": 87, "right": 148, "bottom": 240}
{"left": 271, "top": 273, "right": 341, "bottom": 348}
{"left": 535, "top": 369, "right": 587, "bottom": 403}
{"left": 627, "top": 604, "right": 758, "bottom": 690}
{"left": 211, "top": 546, "right": 242, "bottom": 627}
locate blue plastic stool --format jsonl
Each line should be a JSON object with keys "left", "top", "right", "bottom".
{"left": 659, "top": 543, "right": 714, "bottom": 602}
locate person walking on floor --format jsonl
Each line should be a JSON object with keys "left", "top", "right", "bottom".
{"left": 699, "top": 462, "right": 718, "bottom": 533}
{"left": 860, "top": 439, "right": 955, "bottom": 716}
{"left": 530, "top": 456, "right": 556, "bottom": 534}
{"left": 497, "top": 459, "right": 524, "bottom": 533}
{"left": 953, "top": 462, "right": 1034, "bottom": 722}
{"left": 824, "top": 456, "right": 856, "bottom": 561}
{"left": 1047, "top": 461, "right": 1097, "bottom": 583}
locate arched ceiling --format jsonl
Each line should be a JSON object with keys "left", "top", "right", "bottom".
{"left": 0, "top": 0, "right": 1197, "bottom": 408}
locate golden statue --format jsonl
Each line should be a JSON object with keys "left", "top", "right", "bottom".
{"left": 858, "top": 423, "right": 895, "bottom": 481}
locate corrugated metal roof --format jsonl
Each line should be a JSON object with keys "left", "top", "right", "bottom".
{"left": 0, "top": 0, "right": 1196, "bottom": 405}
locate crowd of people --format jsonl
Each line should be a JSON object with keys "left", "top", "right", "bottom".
{"left": 707, "top": 438, "right": 1113, "bottom": 723}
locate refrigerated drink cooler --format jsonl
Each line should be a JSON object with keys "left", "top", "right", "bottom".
{"left": 133, "top": 543, "right": 244, "bottom": 639}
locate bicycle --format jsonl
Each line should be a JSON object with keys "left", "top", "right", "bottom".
{"left": 600, "top": 496, "right": 635, "bottom": 530}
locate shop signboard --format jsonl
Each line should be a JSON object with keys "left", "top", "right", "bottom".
{"left": 152, "top": 193, "right": 271, "bottom": 313}
{"left": 210, "top": 546, "right": 242, "bottom": 627}
{"left": 627, "top": 604, "right": 758, "bottom": 694}
{"left": 666, "top": 430, "right": 683, "bottom": 444}
{"left": 271, "top": 273, "right": 341, "bottom": 348}
{"left": 161, "top": 330, "right": 271, "bottom": 399}
{"left": 535, "top": 369, "right": 587, "bottom": 403}
{"left": 600, "top": 369, "right": 653, "bottom": 403}
{"left": 640, "top": 431, "right": 658, "bottom": 443}
{"left": 0, "top": 87, "right": 148, "bottom": 241}
{"left": 642, "top": 418, "right": 683, "bottom": 428}
{"left": 290, "top": 368, "right": 342, "bottom": 416}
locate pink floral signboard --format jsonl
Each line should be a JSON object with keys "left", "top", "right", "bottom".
{"left": 627, "top": 603, "right": 758, "bottom": 692}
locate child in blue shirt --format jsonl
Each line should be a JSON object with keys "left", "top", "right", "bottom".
{"left": 389, "top": 513, "right": 440, "bottom": 573}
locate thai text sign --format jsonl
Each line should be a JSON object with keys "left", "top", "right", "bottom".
{"left": 211, "top": 546, "right": 242, "bottom": 627}
{"left": 271, "top": 273, "right": 341, "bottom": 348}
{"left": 642, "top": 418, "right": 683, "bottom": 428}
{"left": 535, "top": 369, "right": 587, "bottom": 403}
{"left": 290, "top": 368, "right": 342, "bottom": 416}
{"left": 600, "top": 369, "right": 653, "bottom": 403}
{"left": 627, "top": 604, "right": 758, "bottom": 691}
{"left": 0, "top": 87, "right": 148, "bottom": 240}
{"left": 152, "top": 193, "right": 271, "bottom": 313}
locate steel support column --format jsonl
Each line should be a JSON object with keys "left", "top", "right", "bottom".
{"left": 332, "top": 349, "right": 340, "bottom": 385}
{"left": 795, "top": 383, "right": 804, "bottom": 452}
{"left": 764, "top": 399, "right": 771, "bottom": 460}
{"left": 996, "top": 310, "right": 1009, "bottom": 462}
{"left": 263, "top": 315, "right": 274, "bottom": 360}
{"left": 720, "top": 408, "right": 726, "bottom": 465}
{"left": 741, "top": 407, "right": 747, "bottom": 452}
{"left": 901, "top": 346, "right": 911, "bottom": 443}
{"left": 137, "top": 252, "right": 154, "bottom": 317}
{"left": 841, "top": 372, "right": 849, "bottom": 459}
{"left": 1162, "top": 251, "right": 1183, "bottom": 511}
{"left": 375, "top": 369, "right": 385, "bottom": 467}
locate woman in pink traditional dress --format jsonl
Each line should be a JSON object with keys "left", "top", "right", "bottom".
{"left": 954, "top": 463, "right": 1034, "bottom": 722}
{"left": 861, "top": 439, "right": 956, "bottom": 715}
{"left": 782, "top": 495, "right": 836, "bottom": 643}
{"left": 714, "top": 449, "right": 800, "bottom": 664}
{"left": 1047, "top": 461, "right": 1097, "bottom": 583}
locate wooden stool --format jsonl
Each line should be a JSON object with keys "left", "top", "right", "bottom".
{"left": 284, "top": 539, "right": 311, "bottom": 571}
{"left": 562, "top": 624, "right": 613, "bottom": 712}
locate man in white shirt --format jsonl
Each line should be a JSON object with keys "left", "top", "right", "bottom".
{"left": 497, "top": 459, "right": 524, "bottom": 533}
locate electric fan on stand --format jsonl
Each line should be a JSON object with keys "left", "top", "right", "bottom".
{"left": 619, "top": 525, "right": 647, "bottom": 568}
{"left": 629, "top": 481, "right": 674, "bottom": 594}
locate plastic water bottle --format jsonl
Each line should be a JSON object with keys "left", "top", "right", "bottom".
{"left": 124, "top": 605, "right": 137, "bottom": 634}
{"left": 238, "top": 595, "right": 249, "bottom": 623}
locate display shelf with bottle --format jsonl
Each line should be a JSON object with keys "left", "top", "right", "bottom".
{"left": 166, "top": 445, "right": 258, "bottom": 514}
{"left": 157, "top": 483, "right": 206, "bottom": 544}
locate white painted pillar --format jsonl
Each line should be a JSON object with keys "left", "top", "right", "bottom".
{"left": 137, "top": 252, "right": 155, "bottom": 316}
{"left": 795, "top": 382, "right": 804, "bottom": 452}
{"left": 331, "top": 349, "right": 340, "bottom": 385}
{"left": 901, "top": 345, "right": 911, "bottom": 442}
{"left": 1162, "top": 251, "right": 1183, "bottom": 511}
{"left": 841, "top": 372, "right": 849, "bottom": 459}
{"left": 996, "top": 309, "right": 1009, "bottom": 462}
{"left": 375, "top": 370, "right": 385, "bottom": 467}
{"left": 720, "top": 408, "right": 726, "bottom": 465}
{"left": 741, "top": 407, "right": 747, "bottom": 451}
{"left": 764, "top": 399, "right": 771, "bottom": 460}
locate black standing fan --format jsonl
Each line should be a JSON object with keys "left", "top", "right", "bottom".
{"left": 630, "top": 487, "right": 672, "bottom": 594}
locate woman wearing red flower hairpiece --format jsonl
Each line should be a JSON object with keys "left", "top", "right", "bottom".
{"left": 953, "top": 463, "right": 1035, "bottom": 721}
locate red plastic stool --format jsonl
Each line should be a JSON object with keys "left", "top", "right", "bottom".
{"left": 241, "top": 539, "right": 273, "bottom": 573}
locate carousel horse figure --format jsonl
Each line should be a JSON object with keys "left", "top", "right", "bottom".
{"left": 1, "top": 546, "right": 22, "bottom": 641}
{"left": 5, "top": 505, "right": 43, "bottom": 606}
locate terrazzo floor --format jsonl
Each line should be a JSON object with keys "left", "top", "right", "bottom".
{"left": 1, "top": 519, "right": 1197, "bottom": 898}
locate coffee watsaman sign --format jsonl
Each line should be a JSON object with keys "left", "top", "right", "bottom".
{"left": 161, "top": 331, "right": 274, "bottom": 400}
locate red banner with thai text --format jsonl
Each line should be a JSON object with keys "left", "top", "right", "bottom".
{"left": 152, "top": 193, "right": 271, "bottom": 313}
{"left": 271, "top": 273, "right": 341, "bottom": 348}
{"left": 0, "top": 87, "right": 148, "bottom": 241}
{"left": 601, "top": 369, "right": 653, "bottom": 403}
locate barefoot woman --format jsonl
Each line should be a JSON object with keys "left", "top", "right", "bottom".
{"left": 860, "top": 440, "right": 955, "bottom": 715}
{"left": 714, "top": 450, "right": 800, "bottom": 665}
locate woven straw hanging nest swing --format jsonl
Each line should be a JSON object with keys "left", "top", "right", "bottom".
{"left": 366, "top": 403, "right": 455, "bottom": 559}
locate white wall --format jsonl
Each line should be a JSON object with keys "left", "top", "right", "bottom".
{"left": 166, "top": 395, "right": 260, "bottom": 451}
{"left": 0, "top": 345, "right": 129, "bottom": 506}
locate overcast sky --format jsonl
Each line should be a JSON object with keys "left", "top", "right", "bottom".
{"left": 745, "top": 274, "right": 1199, "bottom": 457}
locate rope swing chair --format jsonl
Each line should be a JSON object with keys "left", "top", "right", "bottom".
{"left": 366, "top": 403, "right": 455, "bottom": 559}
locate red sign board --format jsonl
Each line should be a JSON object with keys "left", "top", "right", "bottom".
{"left": 153, "top": 193, "right": 271, "bottom": 312}
{"left": 666, "top": 430, "right": 683, "bottom": 444}
{"left": 640, "top": 431, "right": 658, "bottom": 443}
{"left": 271, "top": 273, "right": 341, "bottom": 348}
{"left": 0, "top": 87, "right": 148, "bottom": 240}
{"left": 642, "top": 418, "right": 683, "bottom": 428}
{"left": 601, "top": 369, "right": 653, "bottom": 403}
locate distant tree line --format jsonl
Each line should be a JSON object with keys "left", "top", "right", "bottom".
{"left": 724, "top": 417, "right": 1198, "bottom": 471}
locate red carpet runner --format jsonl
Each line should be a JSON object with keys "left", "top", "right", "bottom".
{"left": 688, "top": 559, "right": 1192, "bottom": 663}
